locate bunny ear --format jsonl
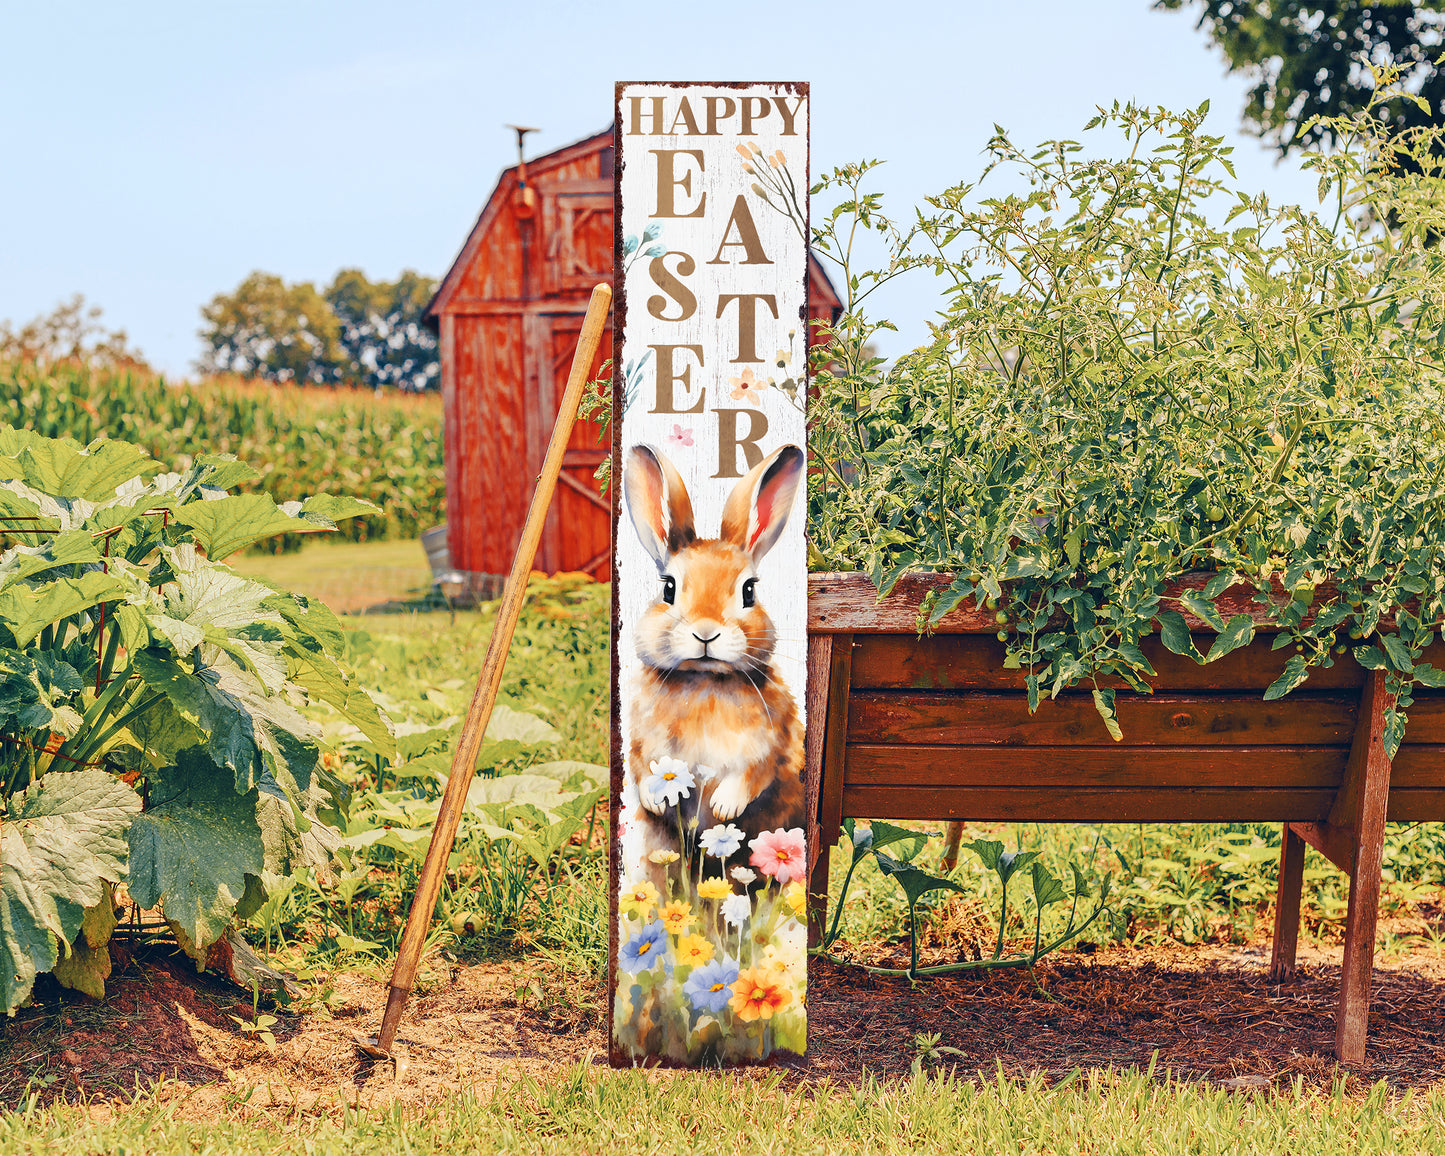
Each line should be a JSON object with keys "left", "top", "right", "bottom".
{"left": 720, "top": 444, "right": 804, "bottom": 562}
{"left": 623, "top": 444, "right": 696, "bottom": 569}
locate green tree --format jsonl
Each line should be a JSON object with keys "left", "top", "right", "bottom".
{"left": 1157, "top": 2, "right": 1445, "bottom": 153}
{"left": 0, "top": 294, "right": 149, "bottom": 370}
{"left": 198, "top": 272, "right": 344, "bottom": 384}
{"left": 324, "top": 268, "right": 439, "bottom": 391}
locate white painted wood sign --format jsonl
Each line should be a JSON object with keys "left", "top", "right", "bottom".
{"left": 610, "top": 81, "right": 810, "bottom": 1066}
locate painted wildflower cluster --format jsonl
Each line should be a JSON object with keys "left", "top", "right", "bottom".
{"left": 613, "top": 758, "right": 807, "bottom": 1063}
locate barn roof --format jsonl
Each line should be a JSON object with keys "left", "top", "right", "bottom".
{"left": 426, "top": 126, "right": 613, "bottom": 322}
{"left": 425, "top": 125, "right": 841, "bottom": 325}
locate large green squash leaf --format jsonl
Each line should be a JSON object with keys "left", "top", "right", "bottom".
{"left": 0, "top": 650, "right": 84, "bottom": 735}
{"left": 1, "top": 770, "right": 141, "bottom": 1014}
{"left": 0, "top": 432, "right": 160, "bottom": 501}
{"left": 126, "top": 749, "right": 264, "bottom": 963}
{"left": 133, "top": 649, "right": 319, "bottom": 794}
{"left": 281, "top": 494, "right": 380, "bottom": 529}
{"left": 483, "top": 702, "right": 562, "bottom": 746}
{"left": 52, "top": 882, "right": 119, "bottom": 999}
{"left": 256, "top": 780, "right": 342, "bottom": 877}
{"left": 0, "top": 530, "right": 105, "bottom": 586}
{"left": 0, "top": 571, "right": 127, "bottom": 647}
{"left": 170, "top": 494, "right": 316, "bottom": 561}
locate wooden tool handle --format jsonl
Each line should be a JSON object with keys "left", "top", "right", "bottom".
{"left": 376, "top": 282, "right": 612, "bottom": 1053}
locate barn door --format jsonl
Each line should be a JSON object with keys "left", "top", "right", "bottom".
{"left": 535, "top": 311, "right": 613, "bottom": 578}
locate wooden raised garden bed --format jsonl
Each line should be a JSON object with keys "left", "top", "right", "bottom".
{"left": 803, "top": 571, "right": 1445, "bottom": 1063}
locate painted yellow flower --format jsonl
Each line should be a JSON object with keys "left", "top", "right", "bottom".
{"left": 619, "top": 879, "right": 659, "bottom": 921}
{"left": 697, "top": 878, "right": 732, "bottom": 901}
{"left": 730, "top": 965, "right": 793, "bottom": 1022}
{"left": 660, "top": 900, "right": 694, "bottom": 935}
{"left": 772, "top": 149, "right": 786, "bottom": 167}
{"left": 676, "top": 934, "right": 714, "bottom": 967}
{"left": 735, "top": 144, "right": 752, "bottom": 160}
{"left": 749, "top": 142, "right": 763, "bottom": 156}
{"left": 763, "top": 935, "right": 806, "bottom": 972}
{"left": 647, "top": 849, "right": 680, "bottom": 865}
{"left": 784, "top": 880, "right": 806, "bottom": 918}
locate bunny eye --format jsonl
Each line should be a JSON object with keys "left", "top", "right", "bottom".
{"left": 662, "top": 575, "right": 676, "bottom": 605}
{"left": 742, "top": 578, "right": 757, "bottom": 608}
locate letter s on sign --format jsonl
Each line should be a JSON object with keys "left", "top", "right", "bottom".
{"left": 647, "top": 252, "right": 697, "bottom": 322}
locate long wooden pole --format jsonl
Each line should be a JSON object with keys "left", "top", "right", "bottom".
{"left": 373, "top": 283, "right": 612, "bottom": 1055}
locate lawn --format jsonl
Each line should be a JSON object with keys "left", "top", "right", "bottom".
{"left": 228, "top": 536, "right": 436, "bottom": 613}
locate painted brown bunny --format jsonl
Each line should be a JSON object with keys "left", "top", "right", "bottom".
{"left": 622, "top": 441, "right": 806, "bottom": 869}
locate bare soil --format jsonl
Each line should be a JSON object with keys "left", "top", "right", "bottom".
{"left": 4, "top": 933, "right": 1444, "bottom": 1116}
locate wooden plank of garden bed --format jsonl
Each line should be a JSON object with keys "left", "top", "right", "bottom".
{"left": 1384, "top": 790, "right": 1445, "bottom": 820}
{"left": 843, "top": 743, "right": 1350, "bottom": 789}
{"left": 846, "top": 690, "right": 1359, "bottom": 746}
{"left": 848, "top": 634, "right": 1371, "bottom": 692}
{"left": 840, "top": 784, "right": 1339, "bottom": 823}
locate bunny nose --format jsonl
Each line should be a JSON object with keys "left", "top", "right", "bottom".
{"left": 692, "top": 631, "right": 721, "bottom": 645}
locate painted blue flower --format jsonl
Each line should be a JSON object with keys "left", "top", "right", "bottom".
{"left": 683, "top": 957, "right": 739, "bottom": 1014}
{"left": 698, "top": 822, "right": 744, "bottom": 859}
{"left": 619, "top": 921, "right": 668, "bottom": 973}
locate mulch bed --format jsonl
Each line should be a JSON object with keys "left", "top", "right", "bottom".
{"left": 804, "top": 943, "right": 1445, "bottom": 1088}
{"left": 3, "top": 937, "right": 1443, "bottom": 1112}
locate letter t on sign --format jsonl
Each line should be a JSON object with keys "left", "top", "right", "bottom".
{"left": 611, "top": 82, "right": 812, "bottom": 1070}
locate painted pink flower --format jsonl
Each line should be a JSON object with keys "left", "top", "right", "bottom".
{"left": 666, "top": 423, "right": 694, "bottom": 449}
{"left": 748, "top": 827, "right": 806, "bottom": 885}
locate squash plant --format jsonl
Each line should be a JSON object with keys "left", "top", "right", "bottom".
{"left": 806, "top": 72, "right": 1445, "bottom": 752}
{"left": 0, "top": 427, "right": 393, "bottom": 1013}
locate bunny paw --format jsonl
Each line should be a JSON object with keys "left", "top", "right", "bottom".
{"left": 709, "top": 776, "right": 754, "bottom": 821}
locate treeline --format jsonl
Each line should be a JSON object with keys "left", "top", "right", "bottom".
{"left": 198, "top": 268, "right": 440, "bottom": 391}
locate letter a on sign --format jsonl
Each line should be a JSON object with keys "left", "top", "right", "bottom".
{"left": 610, "top": 82, "right": 810, "bottom": 1066}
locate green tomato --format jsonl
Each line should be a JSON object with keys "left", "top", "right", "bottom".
{"left": 1207, "top": 506, "right": 1224, "bottom": 522}
{"left": 995, "top": 630, "right": 1008, "bottom": 642}
{"left": 995, "top": 610, "right": 1009, "bottom": 624}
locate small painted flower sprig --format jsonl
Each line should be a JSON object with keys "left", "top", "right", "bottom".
{"left": 738, "top": 143, "right": 806, "bottom": 241}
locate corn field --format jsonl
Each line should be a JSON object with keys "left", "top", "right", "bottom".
{"left": 0, "top": 359, "right": 444, "bottom": 550}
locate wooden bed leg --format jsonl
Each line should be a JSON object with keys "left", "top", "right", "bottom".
{"left": 1270, "top": 824, "right": 1306, "bottom": 981}
{"left": 804, "top": 634, "right": 832, "bottom": 948}
{"left": 806, "top": 633, "right": 852, "bottom": 949}
{"left": 1334, "top": 670, "right": 1394, "bottom": 1064}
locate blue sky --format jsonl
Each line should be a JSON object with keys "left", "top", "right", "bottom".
{"left": 1, "top": 0, "right": 1322, "bottom": 377}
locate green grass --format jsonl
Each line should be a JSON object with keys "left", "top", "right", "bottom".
{"left": 229, "top": 536, "right": 435, "bottom": 612}
{"left": 4, "top": 1065, "right": 1445, "bottom": 1154}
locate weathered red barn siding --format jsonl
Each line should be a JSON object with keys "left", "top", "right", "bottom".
{"left": 428, "top": 128, "right": 839, "bottom": 596}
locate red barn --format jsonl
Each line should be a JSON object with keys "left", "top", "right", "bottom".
{"left": 426, "top": 127, "right": 842, "bottom": 598}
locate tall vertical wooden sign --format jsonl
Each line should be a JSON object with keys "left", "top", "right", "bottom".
{"left": 610, "top": 82, "right": 810, "bottom": 1065}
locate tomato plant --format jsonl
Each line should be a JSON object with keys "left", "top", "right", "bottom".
{"left": 807, "top": 70, "right": 1445, "bottom": 751}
